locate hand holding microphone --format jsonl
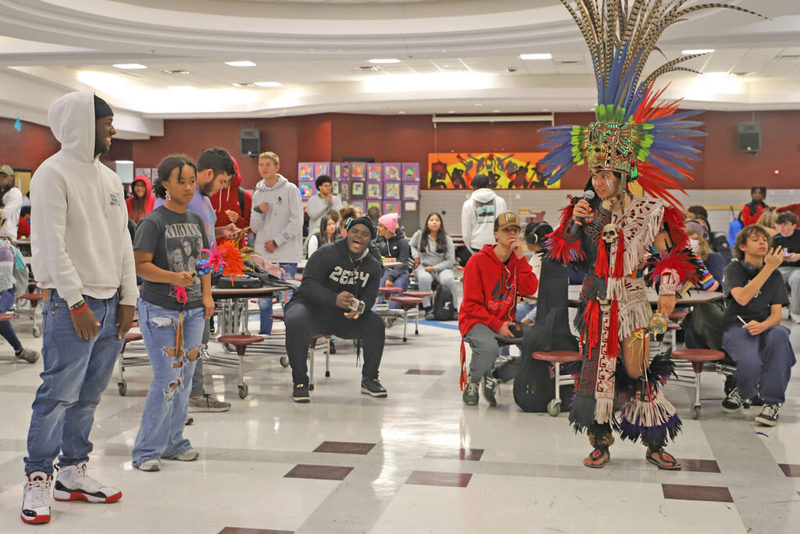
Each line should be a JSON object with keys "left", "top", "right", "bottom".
{"left": 571, "top": 190, "right": 596, "bottom": 226}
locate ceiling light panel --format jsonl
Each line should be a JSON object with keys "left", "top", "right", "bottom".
{"left": 225, "top": 60, "right": 256, "bottom": 67}
{"left": 520, "top": 53, "right": 552, "bottom": 61}
{"left": 113, "top": 63, "right": 147, "bottom": 70}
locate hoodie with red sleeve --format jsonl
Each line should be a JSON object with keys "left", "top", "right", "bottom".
{"left": 458, "top": 244, "right": 538, "bottom": 337}
{"left": 209, "top": 157, "right": 252, "bottom": 236}
{"left": 125, "top": 175, "right": 154, "bottom": 223}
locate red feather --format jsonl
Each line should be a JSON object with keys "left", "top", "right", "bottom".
{"left": 546, "top": 204, "right": 585, "bottom": 264}
{"left": 595, "top": 238, "right": 609, "bottom": 279}
{"left": 662, "top": 205, "right": 689, "bottom": 249}
{"left": 648, "top": 248, "right": 701, "bottom": 286}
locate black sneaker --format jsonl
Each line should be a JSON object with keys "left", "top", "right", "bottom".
{"left": 755, "top": 403, "right": 781, "bottom": 426}
{"left": 292, "top": 383, "right": 310, "bottom": 403}
{"left": 361, "top": 378, "right": 387, "bottom": 398}
{"left": 722, "top": 387, "right": 743, "bottom": 413}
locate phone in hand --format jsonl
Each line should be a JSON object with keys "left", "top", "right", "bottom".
{"left": 349, "top": 299, "right": 366, "bottom": 315}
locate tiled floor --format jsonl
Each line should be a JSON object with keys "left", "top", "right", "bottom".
{"left": 0, "top": 310, "right": 799, "bottom": 533}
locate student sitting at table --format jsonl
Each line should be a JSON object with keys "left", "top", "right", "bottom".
{"left": 683, "top": 220, "right": 726, "bottom": 351}
{"left": 721, "top": 225, "right": 794, "bottom": 426}
{"left": 409, "top": 212, "right": 458, "bottom": 320}
{"left": 305, "top": 210, "right": 340, "bottom": 259}
{"left": 377, "top": 213, "right": 411, "bottom": 309}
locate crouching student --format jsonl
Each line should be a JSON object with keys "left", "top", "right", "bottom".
{"left": 131, "top": 155, "right": 214, "bottom": 471}
{"left": 722, "top": 225, "right": 795, "bottom": 426}
{"left": 284, "top": 217, "right": 386, "bottom": 402}
{"left": 459, "top": 212, "right": 538, "bottom": 406}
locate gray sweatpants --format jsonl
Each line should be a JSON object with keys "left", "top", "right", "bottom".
{"left": 464, "top": 323, "right": 501, "bottom": 383}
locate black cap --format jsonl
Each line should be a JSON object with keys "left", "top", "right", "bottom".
{"left": 93, "top": 95, "right": 113, "bottom": 120}
{"left": 346, "top": 216, "right": 376, "bottom": 239}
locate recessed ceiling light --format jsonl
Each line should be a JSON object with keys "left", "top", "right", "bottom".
{"left": 254, "top": 81, "right": 282, "bottom": 88}
{"left": 520, "top": 53, "right": 552, "bottom": 61}
{"left": 113, "top": 63, "right": 147, "bottom": 70}
{"left": 398, "top": 111, "right": 406, "bottom": 114}
{"left": 493, "top": 110, "right": 501, "bottom": 113}
{"left": 225, "top": 60, "right": 256, "bottom": 67}
{"left": 447, "top": 110, "right": 455, "bottom": 114}
{"left": 682, "top": 49, "right": 715, "bottom": 55}
{"left": 368, "top": 58, "right": 401, "bottom": 64}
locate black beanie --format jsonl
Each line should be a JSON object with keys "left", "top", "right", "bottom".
{"left": 346, "top": 216, "right": 377, "bottom": 239}
{"left": 94, "top": 95, "right": 113, "bottom": 120}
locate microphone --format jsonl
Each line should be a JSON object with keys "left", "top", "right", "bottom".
{"left": 572, "top": 190, "right": 596, "bottom": 227}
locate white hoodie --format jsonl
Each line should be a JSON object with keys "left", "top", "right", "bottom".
{"left": 31, "top": 91, "right": 138, "bottom": 307}
{"left": 460, "top": 188, "right": 508, "bottom": 250}
{"left": 250, "top": 174, "right": 303, "bottom": 263}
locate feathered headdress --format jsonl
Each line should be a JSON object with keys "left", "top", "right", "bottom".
{"left": 539, "top": 0, "right": 765, "bottom": 206}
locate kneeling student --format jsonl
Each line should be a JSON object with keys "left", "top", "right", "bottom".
{"left": 721, "top": 225, "right": 795, "bottom": 426}
{"left": 284, "top": 217, "right": 386, "bottom": 402}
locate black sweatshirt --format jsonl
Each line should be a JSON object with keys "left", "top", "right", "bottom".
{"left": 291, "top": 238, "right": 382, "bottom": 311}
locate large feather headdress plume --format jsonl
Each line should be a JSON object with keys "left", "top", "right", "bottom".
{"left": 539, "top": 0, "right": 765, "bottom": 206}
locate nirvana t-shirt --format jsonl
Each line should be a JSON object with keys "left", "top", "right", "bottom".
{"left": 134, "top": 206, "right": 209, "bottom": 310}
{"left": 722, "top": 260, "right": 788, "bottom": 329}
{"left": 773, "top": 229, "right": 800, "bottom": 268}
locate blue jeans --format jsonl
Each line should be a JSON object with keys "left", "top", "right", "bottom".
{"left": 379, "top": 271, "right": 410, "bottom": 309}
{"left": 722, "top": 324, "right": 796, "bottom": 404}
{"left": 24, "top": 291, "right": 123, "bottom": 475}
{"left": 0, "top": 288, "right": 22, "bottom": 351}
{"left": 132, "top": 301, "right": 204, "bottom": 466}
{"left": 258, "top": 262, "right": 297, "bottom": 334}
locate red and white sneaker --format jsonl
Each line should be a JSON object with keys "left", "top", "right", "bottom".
{"left": 53, "top": 463, "right": 122, "bottom": 503}
{"left": 21, "top": 472, "right": 51, "bottom": 524}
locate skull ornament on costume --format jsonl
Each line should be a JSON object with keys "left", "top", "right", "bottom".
{"left": 602, "top": 223, "right": 620, "bottom": 244}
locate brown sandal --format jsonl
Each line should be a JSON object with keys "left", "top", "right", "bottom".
{"left": 646, "top": 448, "right": 681, "bottom": 470}
{"left": 583, "top": 447, "right": 610, "bottom": 468}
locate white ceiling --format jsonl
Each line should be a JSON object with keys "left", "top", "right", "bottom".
{"left": 1, "top": 0, "right": 799, "bottom": 139}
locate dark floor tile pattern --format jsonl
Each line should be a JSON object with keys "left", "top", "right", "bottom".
{"left": 679, "top": 459, "right": 721, "bottom": 473}
{"left": 406, "top": 470, "right": 473, "bottom": 488}
{"left": 405, "top": 369, "right": 446, "bottom": 375}
{"left": 425, "top": 448, "right": 484, "bottom": 461}
{"left": 218, "top": 529, "right": 293, "bottom": 534}
{"left": 313, "top": 441, "right": 376, "bottom": 455}
{"left": 284, "top": 464, "right": 353, "bottom": 481}
{"left": 662, "top": 484, "right": 734, "bottom": 503}
{"left": 779, "top": 464, "right": 800, "bottom": 477}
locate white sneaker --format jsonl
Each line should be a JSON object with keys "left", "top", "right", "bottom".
{"left": 791, "top": 313, "right": 800, "bottom": 324}
{"left": 169, "top": 448, "right": 199, "bottom": 462}
{"left": 53, "top": 462, "right": 122, "bottom": 503}
{"left": 136, "top": 459, "right": 161, "bottom": 472}
{"left": 21, "top": 472, "right": 51, "bottom": 524}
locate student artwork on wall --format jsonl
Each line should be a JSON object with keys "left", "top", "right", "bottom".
{"left": 331, "top": 162, "right": 342, "bottom": 180}
{"left": 367, "top": 163, "right": 383, "bottom": 182}
{"left": 350, "top": 180, "right": 365, "bottom": 199}
{"left": 351, "top": 162, "right": 366, "bottom": 180}
{"left": 383, "top": 181, "right": 400, "bottom": 200}
{"left": 402, "top": 182, "right": 419, "bottom": 200}
{"left": 298, "top": 181, "right": 314, "bottom": 200}
{"left": 314, "top": 162, "right": 330, "bottom": 178}
{"left": 134, "top": 168, "right": 151, "bottom": 179}
{"left": 404, "top": 201, "right": 417, "bottom": 212}
{"left": 342, "top": 163, "right": 351, "bottom": 179}
{"left": 367, "top": 201, "right": 381, "bottom": 213}
{"left": 331, "top": 181, "right": 340, "bottom": 196}
{"left": 383, "top": 201, "right": 401, "bottom": 216}
{"left": 338, "top": 181, "right": 348, "bottom": 201}
{"left": 367, "top": 182, "right": 382, "bottom": 200}
{"left": 402, "top": 162, "right": 420, "bottom": 182}
{"left": 298, "top": 163, "right": 314, "bottom": 181}
{"left": 426, "top": 152, "right": 553, "bottom": 189}
{"left": 383, "top": 163, "right": 401, "bottom": 181}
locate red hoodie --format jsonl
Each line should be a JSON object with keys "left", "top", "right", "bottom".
{"left": 209, "top": 156, "right": 252, "bottom": 240}
{"left": 126, "top": 175, "right": 155, "bottom": 223}
{"left": 458, "top": 244, "right": 538, "bottom": 336}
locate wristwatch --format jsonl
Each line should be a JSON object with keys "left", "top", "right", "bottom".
{"left": 69, "top": 299, "right": 86, "bottom": 311}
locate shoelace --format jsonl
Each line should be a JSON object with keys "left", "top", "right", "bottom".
{"left": 763, "top": 405, "right": 779, "bottom": 418}
{"left": 26, "top": 477, "right": 50, "bottom": 504}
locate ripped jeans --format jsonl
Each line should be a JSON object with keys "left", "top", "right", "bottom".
{"left": 132, "top": 300, "right": 204, "bottom": 466}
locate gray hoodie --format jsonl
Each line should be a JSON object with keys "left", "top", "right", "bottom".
{"left": 460, "top": 188, "right": 508, "bottom": 250}
{"left": 31, "top": 91, "right": 138, "bottom": 307}
{"left": 250, "top": 174, "right": 303, "bottom": 263}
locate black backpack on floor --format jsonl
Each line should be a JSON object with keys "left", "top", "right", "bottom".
{"left": 432, "top": 284, "right": 456, "bottom": 320}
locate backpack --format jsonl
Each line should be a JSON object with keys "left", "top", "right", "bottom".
{"left": 431, "top": 284, "right": 456, "bottom": 320}
{"left": 709, "top": 232, "right": 732, "bottom": 264}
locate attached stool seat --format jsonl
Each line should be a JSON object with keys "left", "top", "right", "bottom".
{"left": 389, "top": 295, "right": 424, "bottom": 342}
{"left": 532, "top": 351, "right": 582, "bottom": 417}
{"left": 217, "top": 335, "right": 265, "bottom": 399}
{"left": 672, "top": 348, "right": 725, "bottom": 419}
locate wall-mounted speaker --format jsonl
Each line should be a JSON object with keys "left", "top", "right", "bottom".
{"left": 737, "top": 122, "right": 761, "bottom": 153}
{"left": 240, "top": 129, "right": 261, "bottom": 157}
